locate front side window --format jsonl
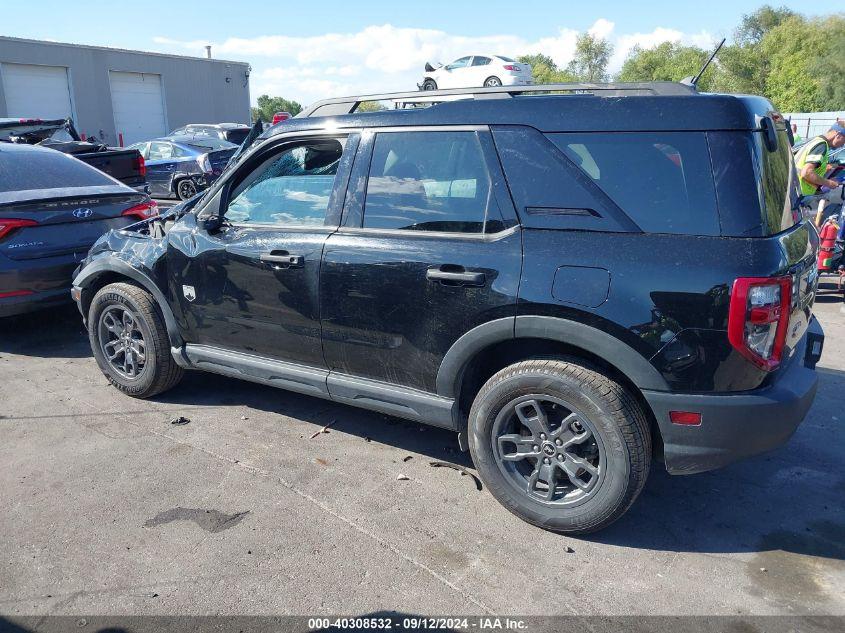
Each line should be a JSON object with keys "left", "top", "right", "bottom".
{"left": 363, "top": 131, "right": 496, "bottom": 233}
{"left": 148, "top": 142, "right": 173, "bottom": 161}
{"left": 446, "top": 56, "right": 471, "bottom": 70}
{"left": 225, "top": 139, "right": 343, "bottom": 227}
{"left": 549, "top": 132, "right": 720, "bottom": 235}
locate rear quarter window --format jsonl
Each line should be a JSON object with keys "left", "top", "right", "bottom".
{"left": 549, "top": 132, "right": 720, "bottom": 236}
{"left": 0, "top": 148, "right": 114, "bottom": 193}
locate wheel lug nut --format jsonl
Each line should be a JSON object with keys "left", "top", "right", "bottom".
{"left": 540, "top": 434, "right": 546, "bottom": 440}
{"left": 555, "top": 439, "right": 562, "bottom": 446}
{"left": 543, "top": 457, "right": 550, "bottom": 464}
{"left": 557, "top": 454, "right": 564, "bottom": 461}
{"left": 533, "top": 445, "right": 539, "bottom": 452}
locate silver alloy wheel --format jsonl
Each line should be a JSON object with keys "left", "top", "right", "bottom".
{"left": 492, "top": 394, "right": 606, "bottom": 507}
{"left": 178, "top": 180, "right": 197, "bottom": 200}
{"left": 484, "top": 77, "right": 502, "bottom": 87}
{"left": 98, "top": 305, "right": 147, "bottom": 380}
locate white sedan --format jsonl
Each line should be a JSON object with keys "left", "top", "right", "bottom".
{"left": 420, "top": 55, "right": 533, "bottom": 90}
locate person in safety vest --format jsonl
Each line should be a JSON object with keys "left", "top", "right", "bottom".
{"left": 795, "top": 122, "right": 845, "bottom": 196}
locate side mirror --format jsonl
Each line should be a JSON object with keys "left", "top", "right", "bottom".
{"left": 197, "top": 214, "right": 224, "bottom": 233}
{"left": 760, "top": 116, "right": 779, "bottom": 153}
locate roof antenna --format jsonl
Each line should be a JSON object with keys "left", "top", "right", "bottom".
{"left": 682, "top": 38, "right": 725, "bottom": 89}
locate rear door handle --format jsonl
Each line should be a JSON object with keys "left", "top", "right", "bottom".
{"left": 426, "top": 266, "right": 486, "bottom": 287}
{"left": 260, "top": 251, "right": 304, "bottom": 269}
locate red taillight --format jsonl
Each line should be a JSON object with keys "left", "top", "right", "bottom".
{"left": 271, "top": 112, "right": 291, "bottom": 125}
{"left": 133, "top": 154, "right": 146, "bottom": 178}
{"left": 503, "top": 64, "right": 519, "bottom": 71}
{"left": 122, "top": 200, "right": 158, "bottom": 221}
{"left": 669, "top": 411, "right": 702, "bottom": 426}
{"left": 0, "top": 218, "right": 38, "bottom": 241}
{"left": 728, "top": 276, "right": 792, "bottom": 371}
{"left": 0, "top": 290, "right": 34, "bottom": 299}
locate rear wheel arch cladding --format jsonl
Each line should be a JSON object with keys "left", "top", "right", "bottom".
{"left": 437, "top": 316, "right": 668, "bottom": 399}
{"left": 77, "top": 259, "right": 183, "bottom": 347}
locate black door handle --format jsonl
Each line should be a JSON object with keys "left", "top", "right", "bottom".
{"left": 426, "top": 266, "right": 486, "bottom": 287}
{"left": 260, "top": 251, "right": 304, "bottom": 269}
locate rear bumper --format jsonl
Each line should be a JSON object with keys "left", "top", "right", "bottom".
{"left": 0, "top": 255, "right": 79, "bottom": 317}
{"left": 0, "top": 288, "right": 71, "bottom": 317}
{"left": 643, "top": 317, "right": 824, "bottom": 474}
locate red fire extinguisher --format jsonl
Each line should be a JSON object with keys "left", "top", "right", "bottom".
{"left": 817, "top": 218, "right": 839, "bottom": 271}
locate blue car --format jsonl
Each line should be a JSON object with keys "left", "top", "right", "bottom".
{"left": 126, "top": 136, "right": 237, "bottom": 200}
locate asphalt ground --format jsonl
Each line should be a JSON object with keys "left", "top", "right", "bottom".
{"left": 1, "top": 278, "right": 843, "bottom": 621}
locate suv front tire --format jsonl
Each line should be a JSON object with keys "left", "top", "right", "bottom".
{"left": 468, "top": 358, "right": 651, "bottom": 534}
{"left": 88, "top": 282, "right": 184, "bottom": 398}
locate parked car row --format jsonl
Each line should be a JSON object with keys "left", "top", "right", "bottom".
{"left": 126, "top": 136, "right": 238, "bottom": 200}
{"left": 0, "top": 118, "right": 148, "bottom": 193}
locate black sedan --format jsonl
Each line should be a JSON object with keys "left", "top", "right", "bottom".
{"left": 126, "top": 137, "right": 237, "bottom": 200}
{"left": 0, "top": 143, "right": 157, "bottom": 317}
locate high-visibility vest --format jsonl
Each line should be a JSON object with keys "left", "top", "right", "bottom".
{"left": 795, "top": 136, "right": 830, "bottom": 196}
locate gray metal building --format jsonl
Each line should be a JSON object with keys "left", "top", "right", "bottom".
{"left": 0, "top": 36, "right": 251, "bottom": 146}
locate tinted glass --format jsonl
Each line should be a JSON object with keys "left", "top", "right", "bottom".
{"left": 755, "top": 128, "right": 801, "bottom": 234}
{"left": 225, "top": 129, "right": 250, "bottom": 145}
{"left": 550, "top": 132, "right": 720, "bottom": 236}
{"left": 472, "top": 56, "right": 491, "bottom": 66}
{"left": 497, "top": 56, "right": 516, "bottom": 62}
{"left": 363, "top": 131, "right": 493, "bottom": 233}
{"left": 0, "top": 149, "right": 113, "bottom": 192}
{"left": 226, "top": 139, "right": 342, "bottom": 226}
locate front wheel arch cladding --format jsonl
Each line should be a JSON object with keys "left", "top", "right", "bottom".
{"left": 75, "top": 258, "right": 183, "bottom": 348}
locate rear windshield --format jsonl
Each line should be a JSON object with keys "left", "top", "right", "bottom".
{"left": 549, "top": 132, "right": 720, "bottom": 235}
{"left": 184, "top": 139, "right": 237, "bottom": 152}
{"left": 0, "top": 148, "right": 113, "bottom": 192}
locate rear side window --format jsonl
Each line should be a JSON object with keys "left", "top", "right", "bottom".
{"left": 363, "top": 131, "right": 497, "bottom": 233}
{"left": 549, "top": 132, "right": 720, "bottom": 236}
{"left": 226, "top": 129, "right": 250, "bottom": 145}
{"left": 0, "top": 149, "right": 113, "bottom": 192}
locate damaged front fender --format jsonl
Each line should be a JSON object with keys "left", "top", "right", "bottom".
{"left": 72, "top": 208, "right": 189, "bottom": 347}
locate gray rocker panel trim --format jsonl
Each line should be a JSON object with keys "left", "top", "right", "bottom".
{"left": 179, "top": 344, "right": 458, "bottom": 430}
{"left": 74, "top": 257, "right": 183, "bottom": 347}
{"left": 435, "top": 315, "right": 669, "bottom": 398}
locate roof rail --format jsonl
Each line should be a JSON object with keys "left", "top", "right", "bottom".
{"left": 298, "top": 82, "right": 697, "bottom": 118}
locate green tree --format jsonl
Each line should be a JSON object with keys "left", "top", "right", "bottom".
{"left": 617, "top": 42, "right": 714, "bottom": 89}
{"left": 517, "top": 54, "right": 577, "bottom": 84}
{"left": 760, "top": 14, "right": 844, "bottom": 111}
{"left": 808, "top": 19, "right": 845, "bottom": 111}
{"left": 566, "top": 33, "right": 613, "bottom": 82}
{"left": 250, "top": 95, "right": 303, "bottom": 123}
{"left": 735, "top": 5, "right": 797, "bottom": 45}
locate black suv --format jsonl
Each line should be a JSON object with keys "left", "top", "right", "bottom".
{"left": 72, "top": 83, "right": 824, "bottom": 534}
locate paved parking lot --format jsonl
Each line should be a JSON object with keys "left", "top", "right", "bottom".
{"left": 1, "top": 283, "right": 844, "bottom": 617}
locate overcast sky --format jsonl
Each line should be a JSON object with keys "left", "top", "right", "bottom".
{"left": 2, "top": 0, "right": 818, "bottom": 106}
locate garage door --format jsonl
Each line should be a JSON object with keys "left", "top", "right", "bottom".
{"left": 1, "top": 63, "right": 73, "bottom": 120}
{"left": 109, "top": 71, "right": 166, "bottom": 146}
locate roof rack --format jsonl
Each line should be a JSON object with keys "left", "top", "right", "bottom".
{"left": 298, "top": 82, "right": 697, "bottom": 118}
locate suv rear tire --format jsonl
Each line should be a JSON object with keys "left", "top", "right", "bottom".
{"left": 88, "top": 282, "right": 184, "bottom": 398}
{"left": 468, "top": 359, "right": 650, "bottom": 534}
